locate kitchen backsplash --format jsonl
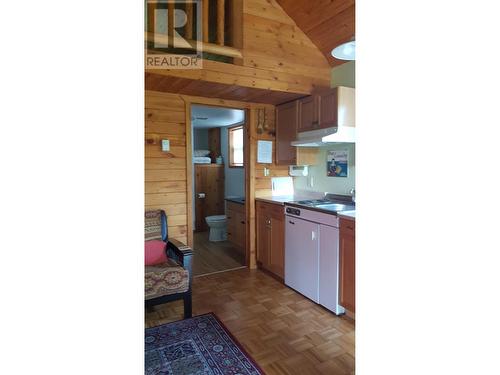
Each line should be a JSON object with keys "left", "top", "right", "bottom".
{"left": 293, "top": 143, "right": 355, "bottom": 195}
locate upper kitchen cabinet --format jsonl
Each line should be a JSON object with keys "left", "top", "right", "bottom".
{"left": 298, "top": 96, "right": 319, "bottom": 132}
{"left": 319, "top": 90, "right": 339, "bottom": 128}
{"left": 299, "top": 87, "right": 355, "bottom": 132}
{"left": 276, "top": 101, "right": 299, "bottom": 165}
{"left": 276, "top": 101, "right": 318, "bottom": 166}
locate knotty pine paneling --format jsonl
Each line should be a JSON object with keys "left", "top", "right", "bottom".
{"left": 145, "top": 0, "right": 331, "bottom": 102}
{"left": 145, "top": 91, "right": 188, "bottom": 243}
{"left": 144, "top": 91, "right": 290, "bottom": 267}
{"left": 242, "top": 0, "right": 331, "bottom": 84}
{"left": 249, "top": 107, "right": 290, "bottom": 199}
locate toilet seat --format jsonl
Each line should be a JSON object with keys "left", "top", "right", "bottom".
{"left": 206, "top": 215, "right": 226, "bottom": 222}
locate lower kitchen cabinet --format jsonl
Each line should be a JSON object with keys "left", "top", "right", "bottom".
{"left": 256, "top": 201, "right": 284, "bottom": 279}
{"left": 226, "top": 201, "right": 246, "bottom": 255}
{"left": 339, "top": 217, "right": 355, "bottom": 312}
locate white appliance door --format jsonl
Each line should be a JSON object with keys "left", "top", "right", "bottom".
{"left": 285, "top": 216, "right": 319, "bottom": 303}
{"left": 319, "top": 224, "right": 344, "bottom": 314}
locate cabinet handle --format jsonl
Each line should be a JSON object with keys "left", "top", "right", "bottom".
{"left": 289, "top": 220, "right": 295, "bottom": 225}
{"left": 227, "top": 216, "right": 232, "bottom": 219}
{"left": 241, "top": 221, "right": 245, "bottom": 224}
{"left": 347, "top": 226, "right": 353, "bottom": 230}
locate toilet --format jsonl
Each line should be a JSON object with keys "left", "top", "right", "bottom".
{"left": 205, "top": 215, "right": 227, "bottom": 242}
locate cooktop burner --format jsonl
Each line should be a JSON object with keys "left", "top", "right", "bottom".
{"left": 295, "top": 199, "right": 332, "bottom": 206}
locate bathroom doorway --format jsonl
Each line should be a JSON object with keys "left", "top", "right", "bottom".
{"left": 190, "top": 104, "right": 247, "bottom": 277}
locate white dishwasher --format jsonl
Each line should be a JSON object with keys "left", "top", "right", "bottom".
{"left": 284, "top": 205, "right": 345, "bottom": 315}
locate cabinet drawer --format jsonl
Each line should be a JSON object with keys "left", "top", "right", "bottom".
{"left": 256, "top": 201, "right": 283, "bottom": 217}
{"left": 226, "top": 201, "right": 245, "bottom": 214}
{"left": 340, "top": 218, "right": 355, "bottom": 236}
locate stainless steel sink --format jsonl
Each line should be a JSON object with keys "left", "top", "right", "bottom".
{"left": 315, "top": 203, "right": 353, "bottom": 211}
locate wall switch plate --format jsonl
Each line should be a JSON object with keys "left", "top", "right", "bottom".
{"left": 264, "top": 167, "right": 270, "bottom": 176}
{"left": 161, "top": 139, "right": 170, "bottom": 152}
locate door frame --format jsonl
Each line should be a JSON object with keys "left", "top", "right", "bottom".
{"left": 185, "top": 98, "right": 252, "bottom": 267}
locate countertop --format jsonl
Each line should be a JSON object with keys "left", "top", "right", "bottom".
{"left": 255, "top": 195, "right": 308, "bottom": 206}
{"left": 338, "top": 210, "right": 356, "bottom": 220}
{"left": 225, "top": 197, "right": 245, "bottom": 205}
{"left": 256, "top": 196, "right": 356, "bottom": 219}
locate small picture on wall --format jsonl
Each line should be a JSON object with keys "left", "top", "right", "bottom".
{"left": 327, "top": 150, "right": 348, "bottom": 177}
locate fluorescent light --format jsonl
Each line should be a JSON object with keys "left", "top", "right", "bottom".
{"left": 331, "top": 40, "right": 355, "bottom": 61}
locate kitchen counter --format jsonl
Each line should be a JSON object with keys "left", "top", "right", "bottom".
{"left": 255, "top": 195, "right": 310, "bottom": 206}
{"left": 255, "top": 195, "right": 356, "bottom": 218}
{"left": 338, "top": 210, "right": 356, "bottom": 220}
{"left": 225, "top": 197, "right": 245, "bottom": 205}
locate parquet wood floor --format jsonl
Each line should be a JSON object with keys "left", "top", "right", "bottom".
{"left": 192, "top": 231, "right": 245, "bottom": 276}
{"left": 145, "top": 268, "right": 355, "bottom": 375}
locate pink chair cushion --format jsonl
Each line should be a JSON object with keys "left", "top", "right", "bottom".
{"left": 145, "top": 240, "right": 168, "bottom": 266}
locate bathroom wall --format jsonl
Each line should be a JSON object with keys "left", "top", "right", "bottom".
{"left": 293, "top": 143, "right": 355, "bottom": 196}
{"left": 220, "top": 125, "right": 245, "bottom": 198}
{"left": 193, "top": 128, "right": 209, "bottom": 150}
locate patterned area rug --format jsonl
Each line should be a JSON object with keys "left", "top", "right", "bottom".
{"left": 145, "top": 313, "right": 265, "bottom": 375}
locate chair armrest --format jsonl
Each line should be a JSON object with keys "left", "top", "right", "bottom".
{"left": 167, "top": 238, "right": 193, "bottom": 258}
{"left": 167, "top": 239, "right": 193, "bottom": 289}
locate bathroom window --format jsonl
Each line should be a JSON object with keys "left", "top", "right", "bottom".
{"left": 228, "top": 125, "right": 244, "bottom": 167}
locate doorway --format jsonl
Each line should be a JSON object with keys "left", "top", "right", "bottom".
{"left": 190, "top": 104, "right": 247, "bottom": 276}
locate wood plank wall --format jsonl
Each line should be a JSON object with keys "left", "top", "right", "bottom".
{"left": 145, "top": 91, "right": 189, "bottom": 244}
{"left": 145, "top": 90, "right": 289, "bottom": 267}
{"left": 242, "top": 0, "right": 331, "bottom": 88}
{"left": 146, "top": 0, "right": 331, "bottom": 98}
{"left": 250, "top": 107, "right": 289, "bottom": 198}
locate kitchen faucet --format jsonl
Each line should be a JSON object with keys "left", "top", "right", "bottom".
{"left": 350, "top": 188, "right": 355, "bottom": 203}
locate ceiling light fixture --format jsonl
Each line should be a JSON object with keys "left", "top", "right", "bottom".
{"left": 331, "top": 39, "right": 355, "bottom": 61}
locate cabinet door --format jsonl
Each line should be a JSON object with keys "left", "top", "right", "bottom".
{"left": 319, "top": 225, "right": 340, "bottom": 313}
{"left": 256, "top": 212, "right": 269, "bottom": 265}
{"left": 195, "top": 165, "right": 224, "bottom": 232}
{"left": 226, "top": 208, "right": 236, "bottom": 244}
{"left": 268, "top": 215, "right": 284, "bottom": 278}
{"left": 284, "top": 217, "right": 320, "bottom": 302}
{"left": 339, "top": 223, "right": 355, "bottom": 312}
{"left": 319, "top": 89, "right": 338, "bottom": 129}
{"left": 235, "top": 211, "right": 246, "bottom": 250}
{"left": 276, "top": 101, "right": 298, "bottom": 165}
{"left": 298, "top": 96, "right": 318, "bottom": 132}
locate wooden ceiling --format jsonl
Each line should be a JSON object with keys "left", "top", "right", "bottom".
{"left": 275, "top": 0, "right": 355, "bottom": 66}
{"left": 145, "top": 72, "right": 307, "bottom": 105}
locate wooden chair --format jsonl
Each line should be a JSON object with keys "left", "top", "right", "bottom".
{"left": 145, "top": 210, "right": 193, "bottom": 318}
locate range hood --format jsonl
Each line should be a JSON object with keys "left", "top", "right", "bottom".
{"left": 291, "top": 126, "right": 355, "bottom": 146}
{"left": 291, "top": 86, "right": 355, "bottom": 147}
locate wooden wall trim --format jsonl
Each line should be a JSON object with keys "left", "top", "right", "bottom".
{"left": 184, "top": 100, "right": 194, "bottom": 248}
{"left": 180, "top": 94, "right": 274, "bottom": 269}
{"left": 246, "top": 108, "right": 257, "bottom": 269}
